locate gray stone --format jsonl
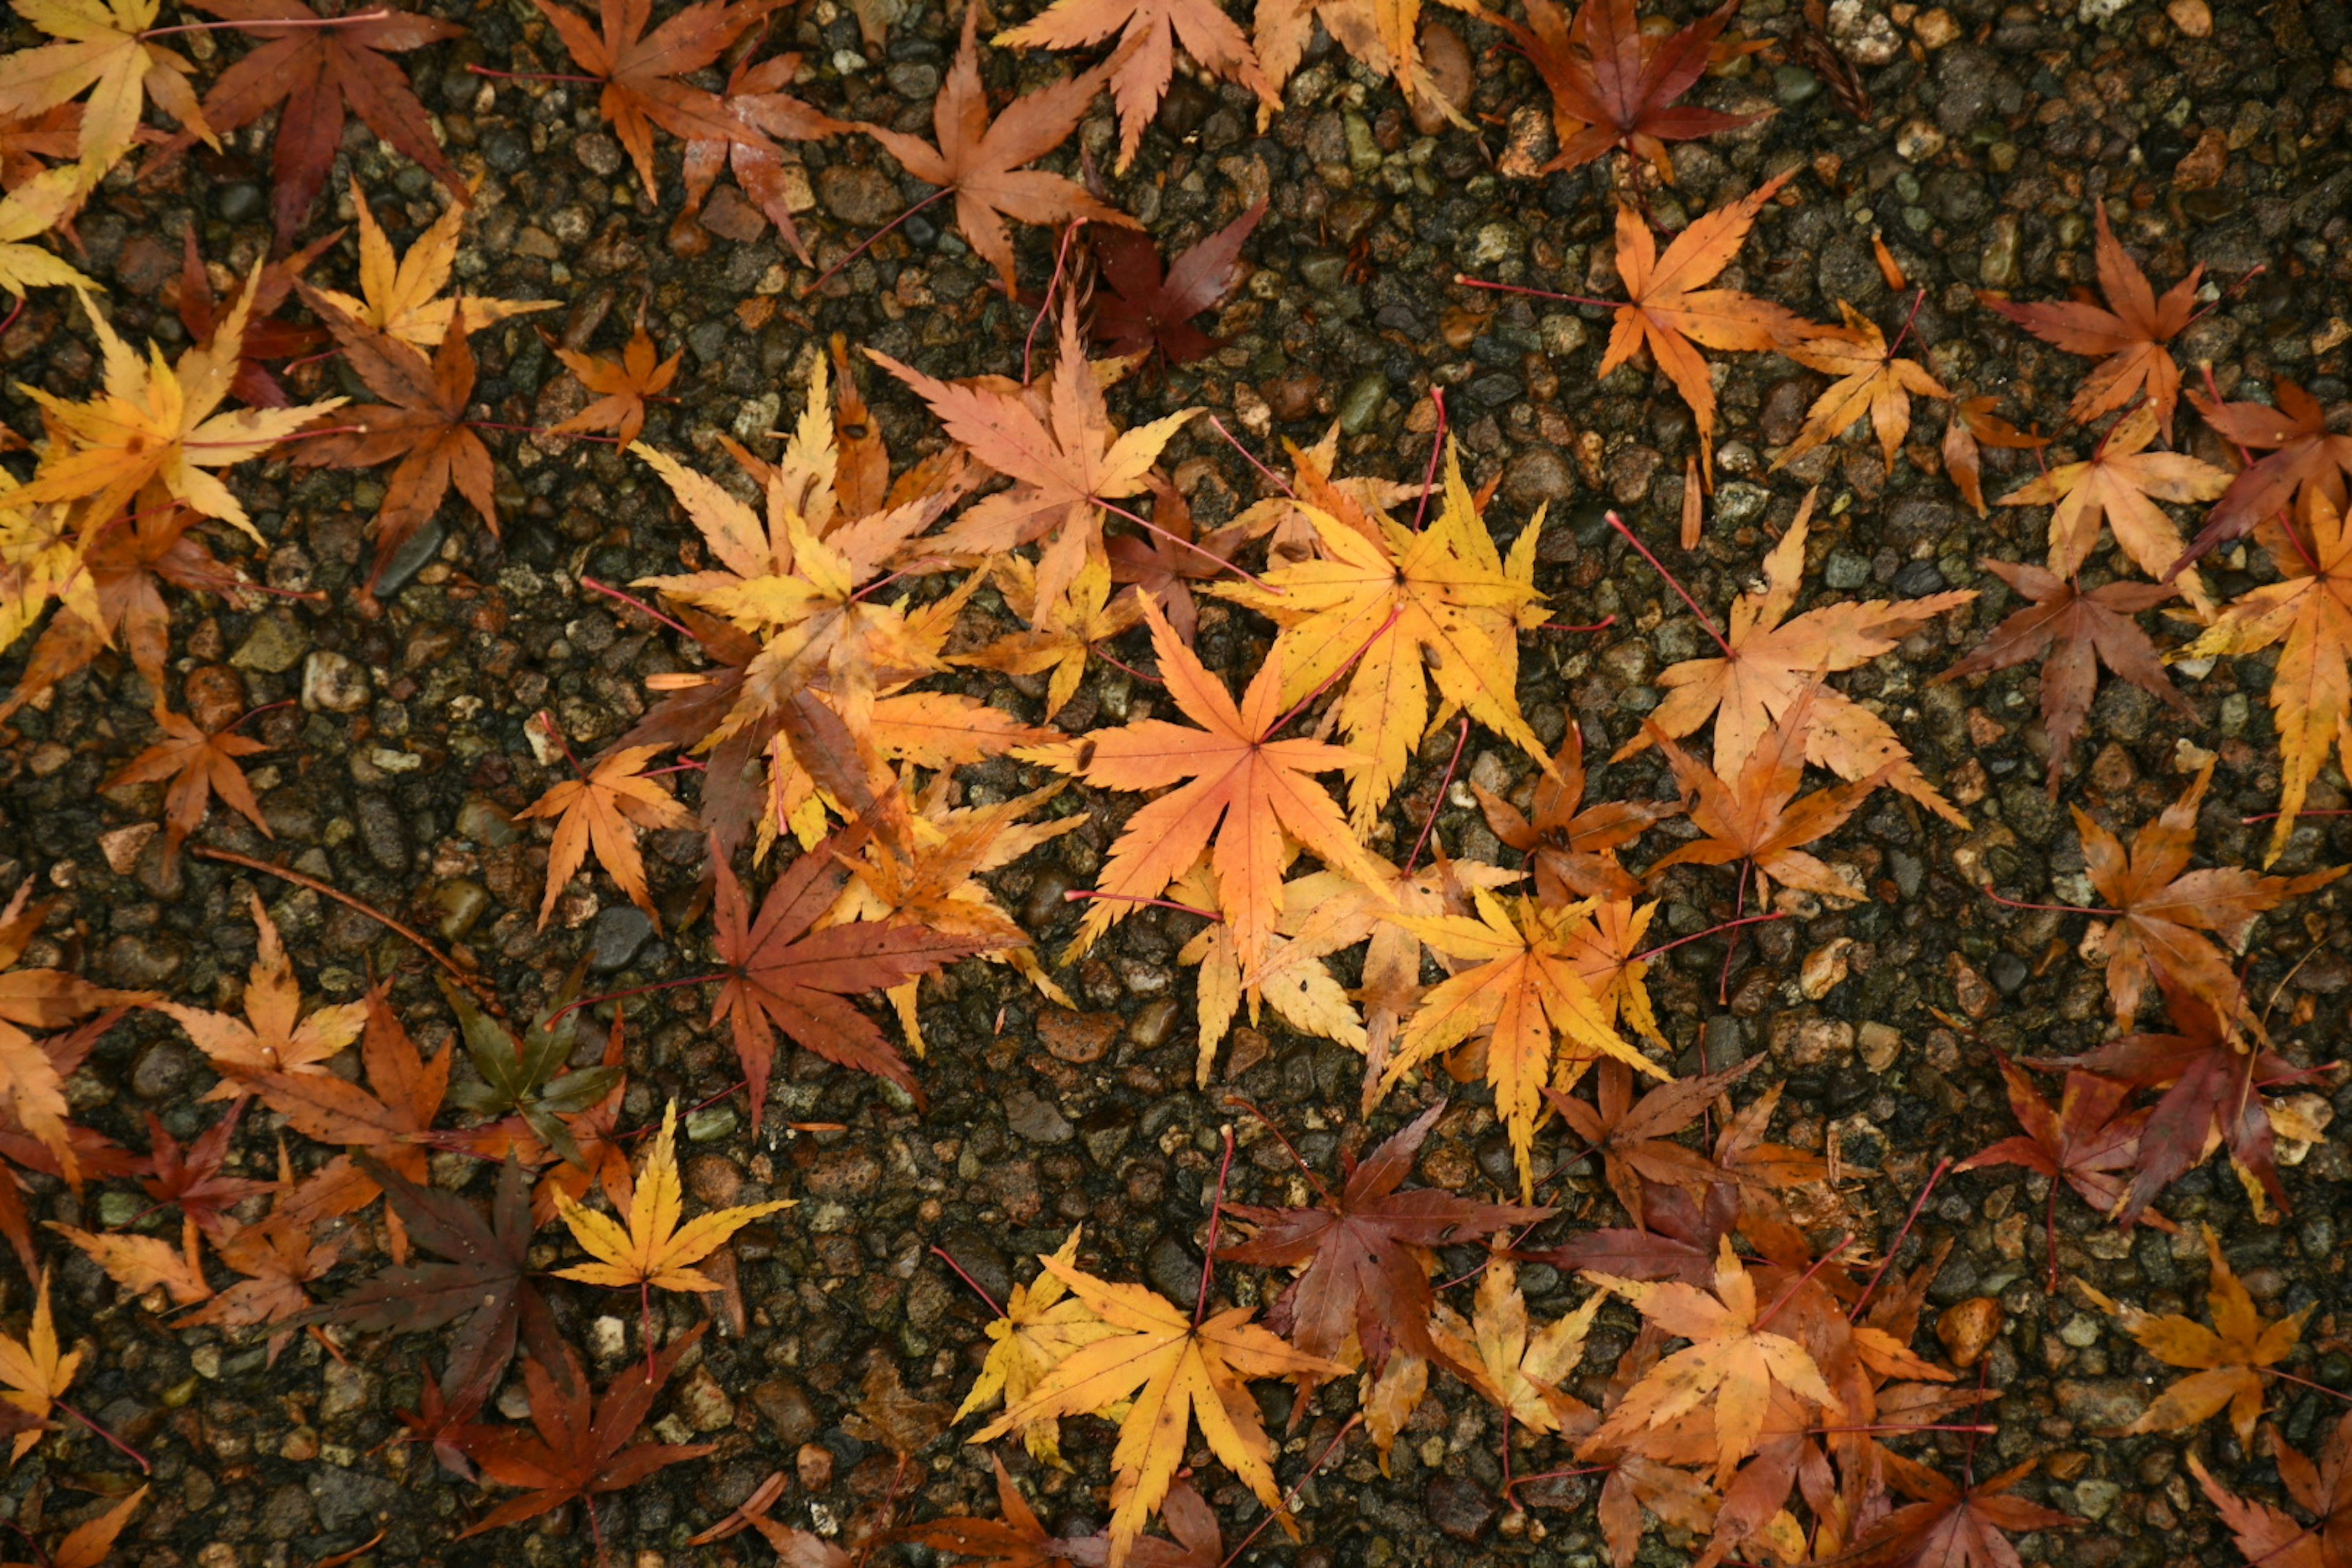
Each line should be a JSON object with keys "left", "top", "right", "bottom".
{"left": 1004, "top": 1088, "right": 1072, "bottom": 1145}
{"left": 230, "top": 614, "right": 310, "bottom": 674}
{"left": 587, "top": 904, "right": 654, "bottom": 971}
{"left": 355, "top": 793, "right": 409, "bottom": 873}
{"left": 306, "top": 1464, "right": 400, "bottom": 1532}
{"left": 130, "top": 1039, "right": 192, "bottom": 1099}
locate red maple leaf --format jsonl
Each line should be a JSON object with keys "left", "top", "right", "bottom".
{"left": 2179, "top": 378, "right": 2352, "bottom": 570}
{"left": 1498, "top": 0, "right": 1767, "bottom": 180}
{"left": 136, "top": 1097, "right": 271, "bottom": 1238}
{"left": 1090, "top": 197, "right": 1265, "bottom": 364}
{"left": 1833, "top": 1452, "right": 2076, "bottom": 1568}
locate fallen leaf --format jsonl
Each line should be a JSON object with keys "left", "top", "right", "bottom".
{"left": 517, "top": 744, "right": 694, "bottom": 930}
{"left": 1997, "top": 402, "right": 2228, "bottom": 612}
{"left": 548, "top": 317, "right": 680, "bottom": 447}
{"left": 954, "top": 555, "right": 1145, "bottom": 721}
{"left": 2179, "top": 377, "right": 2352, "bottom": 570}
{"left": 1549, "top": 1058, "right": 1754, "bottom": 1227}
{"left": 996, "top": 0, "right": 1272, "bottom": 172}
{"left": 1771, "top": 300, "right": 1948, "bottom": 470}
{"left": 952, "top": 1226, "right": 1118, "bottom": 1466}
{"left": 1834, "top": 1451, "right": 2076, "bottom": 1568}
{"left": 0, "top": 1270, "right": 79, "bottom": 1463}
{"left": 1476, "top": 723, "right": 1675, "bottom": 903}
{"left": 2188, "top": 1410, "right": 2349, "bottom": 1568}
{"left": 1254, "top": 0, "right": 1482, "bottom": 117}
{"left": 553, "top": 1099, "right": 793, "bottom": 1298}
{"left": 307, "top": 180, "right": 556, "bottom": 349}
{"left": 152, "top": 892, "right": 365, "bottom": 1097}
{"left": 678, "top": 51, "right": 844, "bottom": 263}
{"left": 1500, "top": 0, "right": 1768, "bottom": 181}
{"left": 2077, "top": 1225, "right": 2307, "bottom": 1443}
{"left": 1953, "top": 1058, "right": 2164, "bottom": 1231}
{"left": 1090, "top": 197, "right": 1266, "bottom": 364}
{"left": 0, "top": 166, "right": 97, "bottom": 299}
{"left": 48, "top": 1215, "right": 213, "bottom": 1307}
{"left": 0, "top": 1485, "right": 147, "bottom": 1568}
{"left": 136, "top": 1099, "right": 270, "bottom": 1237}
{"left": 1942, "top": 394, "right": 2048, "bottom": 518}
{"left": 529, "top": 0, "right": 783, "bottom": 199}
{"left": 1430, "top": 1254, "right": 1603, "bottom": 1434}
{"left": 0, "top": 0, "right": 211, "bottom": 175}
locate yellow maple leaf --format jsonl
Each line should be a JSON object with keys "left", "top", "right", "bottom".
{"left": 553, "top": 1099, "right": 793, "bottom": 1294}
{"left": 954, "top": 555, "right": 1145, "bottom": 722}
{"left": 2078, "top": 1224, "right": 2308, "bottom": 1444}
{"left": 971, "top": 1253, "right": 1342, "bottom": 1568}
{"left": 951, "top": 1226, "right": 1119, "bottom": 1467}
{"left": 0, "top": 165, "right": 96, "bottom": 298}
{"left": 307, "top": 179, "right": 555, "bottom": 349}
{"left": 1216, "top": 441, "right": 1550, "bottom": 828}
{"left": 0, "top": 1270, "right": 81, "bottom": 1463}
{"left": 0, "top": 0, "right": 212, "bottom": 178}
{"left": 1173, "top": 856, "right": 1365, "bottom": 1084}
{"left": 4, "top": 277, "right": 343, "bottom": 540}
{"left": 1429, "top": 1254, "right": 1603, "bottom": 1436}
{"left": 516, "top": 743, "right": 693, "bottom": 931}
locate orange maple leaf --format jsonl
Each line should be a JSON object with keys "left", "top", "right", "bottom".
{"left": 516, "top": 743, "right": 694, "bottom": 930}
{"left": 859, "top": 6, "right": 1134, "bottom": 290}
{"left": 1032, "top": 595, "right": 1384, "bottom": 979}
{"left": 103, "top": 707, "right": 271, "bottom": 873}
{"left": 1981, "top": 205, "right": 2202, "bottom": 440}
{"left": 0, "top": 1270, "right": 79, "bottom": 1463}
{"left": 154, "top": 892, "right": 369, "bottom": 1098}
{"left": 549, "top": 317, "right": 680, "bottom": 447}
{"left": 2078, "top": 1226, "right": 2307, "bottom": 1444}
{"left": 1997, "top": 402, "right": 2229, "bottom": 614}
{"left": 2070, "top": 762, "right": 2342, "bottom": 1030}
{"left": 529, "top": 0, "right": 783, "bottom": 200}
{"left": 1771, "top": 300, "right": 1948, "bottom": 470}
{"left": 996, "top": 0, "right": 1272, "bottom": 173}
{"left": 1600, "top": 168, "right": 1804, "bottom": 486}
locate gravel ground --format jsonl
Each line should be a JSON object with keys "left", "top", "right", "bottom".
{"left": 3, "top": 0, "right": 2351, "bottom": 1564}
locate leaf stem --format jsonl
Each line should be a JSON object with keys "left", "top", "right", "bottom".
{"left": 543, "top": 972, "right": 726, "bottom": 1028}
{"left": 1099, "top": 497, "right": 1282, "bottom": 594}
{"left": 55, "top": 1397, "right": 152, "bottom": 1474}
{"left": 1452, "top": 274, "right": 1621, "bottom": 311}
{"left": 466, "top": 419, "right": 625, "bottom": 444}
{"left": 1219, "top": 1096, "right": 1334, "bottom": 1206}
{"left": 1632, "top": 910, "right": 1787, "bottom": 964}
{"left": 1062, "top": 889, "right": 1218, "bottom": 921}
{"left": 1411, "top": 389, "right": 1447, "bottom": 532}
{"left": 535, "top": 708, "right": 590, "bottom": 780}
{"left": 143, "top": 7, "right": 389, "bottom": 36}
{"left": 1403, "top": 715, "right": 1471, "bottom": 875}
{"left": 1847, "top": 1156, "right": 1953, "bottom": 1322}
{"left": 464, "top": 62, "right": 603, "bottom": 85}
{"left": 1215, "top": 1412, "right": 1362, "bottom": 1568}
{"left": 1267, "top": 600, "right": 1404, "bottom": 737}
{"left": 1194, "top": 1126, "right": 1235, "bottom": 1328}
{"left": 1539, "top": 615, "right": 1618, "bottom": 633}
{"left": 1605, "top": 510, "right": 1734, "bottom": 658}
{"left": 579, "top": 575, "right": 697, "bottom": 641}
{"left": 1092, "top": 649, "right": 1166, "bottom": 685}
{"left": 191, "top": 847, "right": 500, "bottom": 1008}
{"left": 0, "top": 295, "right": 24, "bottom": 341}
{"left": 1883, "top": 286, "right": 1929, "bottom": 361}
{"left": 804, "top": 186, "right": 952, "bottom": 296}
{"left": 1754, "top": 1231, "right": 1852, "bottom": 1332}
{"left": 1978, "top": 885, "right": 2119, "bottom": 917}
{"left": 927, "top": 1245, "right": 1006, "bottom": 1317}
{"left": 1207, "top": 415, "right": 1295, "bottom": 499}
{"left": 1023, "top": 219, "right": 1084, "bottom": 386}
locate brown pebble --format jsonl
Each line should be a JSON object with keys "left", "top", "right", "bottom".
{"left": 1937, "top": 1295, "right": 2003, "bottom": 1368}
{"left": 667, "top": 211, "right": 713, "bottom": 258}
{"left": 685, "top": 1153, "right": 744, "bottom": 1207}
{"left": 1265, "top": 371, "right": 1322, "bottom": 421}
{"left": 797, "top": 1441, "right": 835, "bottom": 1491}
{"left": 184, "top": 664, "right": 249, "bottom": 734}
{"left": 1038, "top": 1008, "right": 1120, "bottom": 1064}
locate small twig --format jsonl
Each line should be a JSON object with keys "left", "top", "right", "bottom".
{"left": 581, "top": 575, "right": 697, "bottom": 641}
{"left": 804, "top": 186, "right": 952, "bottom": 296}
{"left": 1207, "top": 415, "right": 1295, "bottom": 499}
{"left": 191, "top": 847, "right": 500, "bottom": 1008}
{"left": 1215, "top": 1414, "right": 1362, "bottom": 1568}
{"left": 1605, "top": 511, "right": 1735, "bottom": 658}
{"left": 1632, "top": 910, "right": 1787, "bottom": 965}
{"left": 1978, "top": 885, "right": 2119, "bottom": 918}
{"left": 1221, "top": 1096, "right": 1334, "bottom": 1205}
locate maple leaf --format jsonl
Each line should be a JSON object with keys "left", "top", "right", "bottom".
{"left": 1223, "top": 1101, "right": 1550, "bottom": 1381}
{"left": 516, "top": 744, "right": 693, "bottom": 931}
{"left": 970, "top": 1253, "right": 1342, "bottom": 1568}
{"left": 679, "top": 52, "right": 846, "bottom": 264}
{"left": 952, "top": 1226, "right": 1118, "bottom": 1466}
{"left": 1090, "top": 197, "right": 1266, "bottom": 364}
{"left": 710, "top": 834, "right": 990, "bottom": 1126}
{"left": 3, "top": 284, "right": 344, "bottom": 541}
{"left": 1619, "top": 492, "right": 1975, "bottom": 824}
{"left": 136, "top": 1099, "right": 270, "bottom": 1238}
{"left": 2033, "top": 974, "right": 2317, "bottom": 1224}
{"left": 530, "top": 0, "right": 780, "bottom": 200}
{"left": 2180, "top": 377, "right": 2352, "bottom": 569}
{"left": 102, "top": 707, "right": 271, "bottom": 875}
{"left": 1953, "top": 1059, "right": 2161, "bottom": 1231}
{"left": 1498, "top": 0, "right": 1768, "bottom": 181}
{"left": 294, "top": 292, "right": 500, "bottom": 586}
{"left": 458, "top": 1324, "right": 716, "bottom": 1562}
{"left": 955, "top": 555, "right": 1145, "bottom": 721}
{"left": 1942, "top": 393, "right": 2049, "bottom": 518}
{"left": 1834, "top": 1451, "right": 2076, "bottom": 1568}
{"left": 1173, "top": 856, "right": 1366, "bottom": 1079}
{"left": 2190, "top": 1411, "right": 2351, "bottom": 1568}
{"left": 997, "top": 0, "right": 1271, "bottom": 173}
{"left": 1106, "top": 474, "right": 1246, "bottom": 644}
{"left": 0, "top": 496, "right": 247, "bottom": 722}
{"left": 153, "top": 892, "right": 366, "bottom": 1098}
{"left": 0, "top": 104, "right": 81, "bottom": 191}
{"left": 177, "top": 0, "right": 464, "bottom": 242}
{"left": 2077, "top": 1226, "right": 2307, "bottom": 1444}
{"left": 307, "top": 181, "right": 556, "bottom": 349}
{"left": 1476, "top": 723, "right": 1674, "bottom": 903}
{"left": 548, "top": 318, "right": 680, "bottom": 448}
{"left": 1253, "top": 0, "right": 1479, "bottom": 117}
{"left": 552, "top": 1098, "right": 793, "bottom": 1307}
{"left": 1215, "top": 441, "right": 1550, "bottom": 827}
{"left": 177, "top": 1206, "right": 346, "bottom": 1361}
{"left": 1581, "top": 1235, "right": 1842, "bottom": 1485}
{"left": 0, "top": 1270, "right": 78, "bottom": 1463}
{"left": 2182, "top": 488, "right": 2352, "bottom": 862}
{"left": 0, "top": 1486, "right": 146, "bottom": 1568}
{"left": 441, "top": 974, "right": 624, "bottom": 1167}
{"left": 176, "top": 229, "right": 337, "bottom": 409}
{"left": 0, "top": 892, "right": 142, "bottom": 1189}
{"left": 0, "top": 0, "right": 211, "bottom": 175}
{"left": 1031, "top": 594, "right": 1384, "bottom": 980}
{"left": 1550, "top": 1058, "right": 1752, "bottom": 1227}
{"left": 48, "top": 1215, "right": 213, "bottom": 1306}
{"left": 876, "top": 301, "right": 1196, "bottom": 622}
{"left": 1997, "top": 402, "right": 2229, "bottom": 613}
{"left": 1771, "top": 300, "right": 1949, "bottom": 470}
{"left": 0, "top": 165, "right": 96, "bottom": 300}
{"left": 392, "top": 1361, "right": 499, "bottom": 1481}
{"left": 1937, "top": 559, "right": 2190, "bottom": 798}
{"left": 1377, "top": 889, "right": 1661, "bottom": 1199}
{"left": 2065, "top": 761, "right": 2342, "bottom": 1031}
{"left": 1645, "top": 690, "right": 1887, "bottom": 905}
{"left": 304, "top": 1154, "right": 569, "bottom": 1401}
{"left": 1431, "top": 1256, "right": 1604, "bottom": 1435}
{"left": 859, "top": 5, "right": 1135, "bottom": 291}
{"left": 1980, "top": 205, "right": 2202, "bottom": 440}
{"left": 1597, "top": 168, "right": 1805, "bottom": 484}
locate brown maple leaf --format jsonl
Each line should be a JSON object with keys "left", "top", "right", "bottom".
{"left": 178, "top": 1205, "right": 347, "bottom": 1362}
{"left": 1499, "top": 0, "right": 1768, "bottom": 181}
{"left": 1998, "top": 402, "right": 2229, "bottom": 614}
{"left": 1645, "top": 688, "right": 1888, "bottom": 906}
{"left": 176, "top": 0, "right": 464, "bottom": 243}
{"left": 137, "top": 1099, "right": 271, "bottom": 1238}
{"left": 710, "top": 832, "right": 992, "bottom": 1127}
{"left": 876, "top": 300, "right": 1196, "bottom": 622}
{"left": 1106, "top": 474, "right": 1246, "bottom": 643}
{"left": 1221, "top": 1100, "right": 1550, "bottom": 1382}
{"left": 1772, "top": 300, "right": 1949, "bottom": 470}
{"left": 679, "top": 51, "right": 846, "bottom": 264}
{"left": 529, "top": 0, "right": 783, "bottom": 200}
{"left": 154, "top": 892, "right": 368, "bottom": 1097}
{"left": 1936, "top": 559, "right": 2191, "bottom": 797}
{"left": 1550, "top": 1058, "right": 1753, "bottom": 1228}
{"left": 1831, "top": 1452, "right": 2076, "bottom": 1568}
{"left": 1942, "top": 393, "right": 2049, "bottom": 518}
{"left": 1476, "top": 723, "right": 1673, "bottom": 903}
{"left": 1090, "top": 197, "right": 1267, "bottom": 364}
{"left": 2079, "top": 1226, "right": 2309, "bottom": 1444}
{"left": 548, "top": 317, "right": 680, "bottom": 447}
{"left": 1954, "top": 1059, "right": 2163, "bottom": 1237}
{"left": 1619, "top": 490, "right": 1973, "bottom": 823}
{"left": 517, "top": 744, "right": 693, "bottom": 930}
{"left": 1980, "top": 205, "right": 2202, "bottom": 440}
{"left": 1598, "top": 168, "right": 1804, "bottom": 485}
{"left": 2192, "top": 1411, "right": 2352, "bottom": 1568}
{"left": 2064, "top": 761, "right": 2343, "bottom": 1031}
{"left": 858, "top": 4, "right": 1134, "bottom": 291}
{"left": 103, "top": 707, "right": 271, "bottom": 874}
{"left": 0, "top": 104, "right": 80, "bottom": 192}
{"left": 2179, "top": 377, "right": 2352, "bottom": 571}
{"left": 996, "top": 0, "right": 1272, "bottom": 172}
{"left": 295, "top": 292, "right": 498, "bottom": 587}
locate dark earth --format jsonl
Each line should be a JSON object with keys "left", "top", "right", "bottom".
{"left": 2, "top": 0, "right": 2351, "bottom": 1563}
